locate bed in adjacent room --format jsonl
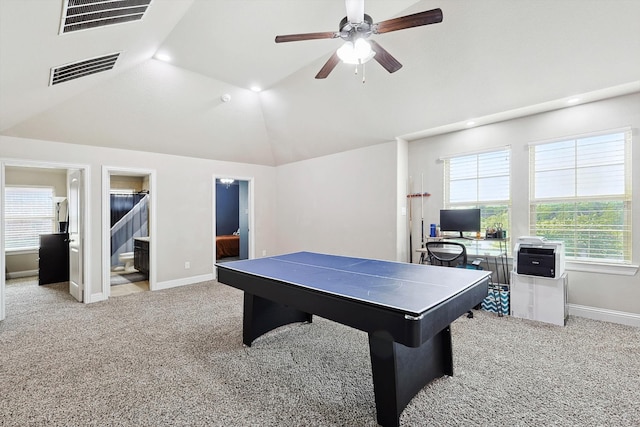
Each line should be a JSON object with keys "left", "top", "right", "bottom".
{"left": 216, "top": 235, "right": 239, "bottom": 259}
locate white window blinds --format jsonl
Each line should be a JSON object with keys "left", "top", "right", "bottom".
{"left": 445, "top": 148, "right": 510, "bottom": 204}
{"left": 529, "top": 129, "right": 632, "bottom": 263}
{"left": 5, "top": 186, "right": 55, "bottom": 250}
{"left": 444, "top": 147, "right": 511, "bottom": 233}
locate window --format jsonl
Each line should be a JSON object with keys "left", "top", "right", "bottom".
{"left": 4, "top": 186, "right": 55, "bottom": 251}
{"left": 443, "top": 147, "right": 511, "bottom": 236}
{"left": 529, "top": 129, "right": 632, "bottom": 263}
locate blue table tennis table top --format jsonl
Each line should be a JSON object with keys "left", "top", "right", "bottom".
{"left": 216, "top": 251, "right": 491, "bottom": 316}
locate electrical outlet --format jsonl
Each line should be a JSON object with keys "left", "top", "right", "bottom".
{"left": 262, "top": 250, "right": 267, "bottom": 257}
{"left": 184, "top": 261, "right": 190, "bottom": 269}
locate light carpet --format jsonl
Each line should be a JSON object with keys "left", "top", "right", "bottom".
{"left": 1, "top": 279, "right": 638, "bottom": 426}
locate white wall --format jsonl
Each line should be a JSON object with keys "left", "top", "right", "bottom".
{"left": 2, "top": 93, "right": 638, "bottom": 323}
{"left": 276, "top": 141, "right": 401, "bottom": 261}
{"left": 407, "top": 93, "right": 640, "bottom": 317}
{"left": 1, "top": 136, "right": 278, "bottom": 300}
{"left": 6, "top": 166, "right": 67, "bottom": 195}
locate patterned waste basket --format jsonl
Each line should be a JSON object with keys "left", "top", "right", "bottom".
{"left": 481, "top": 285, "right": 510, "bottom": 316}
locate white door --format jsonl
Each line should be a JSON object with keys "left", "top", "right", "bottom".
{"left": 68, "top": 169, "right": 83, "bottom": 302}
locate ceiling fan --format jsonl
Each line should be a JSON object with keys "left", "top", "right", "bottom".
{"left": 275, "top": 0, "right": 443, "bottom": 79}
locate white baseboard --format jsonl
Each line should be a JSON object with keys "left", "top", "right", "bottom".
{"left": 6, "top": 269, "right": 38, "bottom": 279}
{"left": 568, "top": 304, "right": 640, "bottom": 327}
{"left": 154, "top": 273, "right": 214, "bottom": 291}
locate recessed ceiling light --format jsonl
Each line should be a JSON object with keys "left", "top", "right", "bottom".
{"left": 155, "top": 53, "right": 171, "bottom": 62}
{"left": 567, "top": 97, "right": 581, "bottom": 104}
{"left": 250, "top": 86, "right": 262, "bottom": 92}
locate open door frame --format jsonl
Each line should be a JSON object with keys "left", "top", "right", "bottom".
{"left": 0, "top": 159, "right": 91, "bottom": 321}
{"left": 212, "top": 175, "right": 255, "bottom": 275}
{"left": 101, "top": 166, "right": 157, "bottom": 296}
{"left": 67, "top": 169, "right": 84, "bottom": 302}
{"left": 0, "top": 163, "right": 5, "bottom": 321}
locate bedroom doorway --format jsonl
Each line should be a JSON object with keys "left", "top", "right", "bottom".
{"left": 214, "top": 176, "right": 252, "bottom": 265}
{"left": 1, "top": 160, "right": 90, "bottom": 321}
{"left": 102, "top": 167, "right": 156, "bottom": 298}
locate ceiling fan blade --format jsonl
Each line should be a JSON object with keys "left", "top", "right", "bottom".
{"left": 275, "top": 32, "right": 338, "bottom": 43}
{"left": 345, "top": 0, "right": 364, "bottom": 23}
{"left": 374, "top": 8, "right": 443, "bottom": 34}
{"left": 315, "top": 52, "right": 341, "bottom": 79}
{"left": 369, "top": 40, "right": 402, "bottom": 73}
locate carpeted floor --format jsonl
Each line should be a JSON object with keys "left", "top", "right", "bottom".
{"left": 1, "top": 279, "right": 638, "bottom": 426}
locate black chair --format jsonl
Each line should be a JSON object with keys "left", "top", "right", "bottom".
{"left": 425, "top": 241, "right": 484, "bottom": 318}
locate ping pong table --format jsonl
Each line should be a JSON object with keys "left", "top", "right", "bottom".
{"left": 216, "top": 251, "right": 490, "bottom": 427}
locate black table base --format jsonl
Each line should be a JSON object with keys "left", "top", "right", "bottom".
{"left": 368, "top": 327, "right": 453, "bottom": 427}
{"left": 243, "top": 293, "right": 312, "bottom": 346}
{"left": 242, "top": 292, "right": 455, "bottom": 427}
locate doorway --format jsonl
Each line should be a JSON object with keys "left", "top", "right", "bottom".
{"left": 214, "top": 176, "right": 253, "bottom": 267}
{"left": 0, "top": 160, "right": 90, "bottom": 321}
{"left": 102, "top": 167, "right": 156, "bottom": 298}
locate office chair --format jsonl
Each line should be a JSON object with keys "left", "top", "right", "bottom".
{"left": 425, "top": 241, "right": 484, "bottom": 318}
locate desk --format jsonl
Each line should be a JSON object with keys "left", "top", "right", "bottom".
{"left": 417, "top": 237, "right": 510, "bottom": 284}
{"left": 216, "top": 252, "right": 490, "bottom": 427}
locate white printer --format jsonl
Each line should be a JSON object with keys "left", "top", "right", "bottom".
{"left": 513, "top": 236, "right": 565, "bottom": 279}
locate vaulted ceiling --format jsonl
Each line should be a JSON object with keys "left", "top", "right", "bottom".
{"left": 1, "top": 0, "right": 639, "bottom": 166}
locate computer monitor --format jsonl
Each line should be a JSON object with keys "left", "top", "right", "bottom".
{"left": 439, "top": 208, "right": 481, "bottom": 238}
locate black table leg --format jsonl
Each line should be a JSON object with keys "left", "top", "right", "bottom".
{"left": 368, "top": 326, "right": 453, "bottom": 427}
{"left": 243, "top": 293, "right": 312, "bottom": 346}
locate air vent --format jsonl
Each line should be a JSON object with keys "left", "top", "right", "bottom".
{"left": 60, "top": 0, "right": 152, "bottom": 33}
{"left": 49, "top": 52, "right": 120, "bottom": 85}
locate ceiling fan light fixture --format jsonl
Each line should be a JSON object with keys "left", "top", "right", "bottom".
{"left": 337, "top": 39, "right": 375, "bottom": 64}
{"left": 336, "top": 41, "right": 354, "bottom": 61}
{"left": 354, "top": 38, "right": 372, "bottom": 57}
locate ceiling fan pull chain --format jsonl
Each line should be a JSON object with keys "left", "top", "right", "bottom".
{"left": 362, "top": 62, "right": 366, "bottom": 84}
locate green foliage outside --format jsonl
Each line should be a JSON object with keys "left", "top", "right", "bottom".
{"left": 481, "top": 206, "right": 509, "bottom": 236}
{"left": 456, "top": 201, "right": 628, "bottom": 261}
{"left": 532, "top": 201, "right": 627, "bottom": 261}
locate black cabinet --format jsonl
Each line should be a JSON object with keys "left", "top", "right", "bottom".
{"left": 134, "top": 238, "right": 149, "bottom": 277}
{"left": 39, "top": 233, "right": 69, "bottom": 285}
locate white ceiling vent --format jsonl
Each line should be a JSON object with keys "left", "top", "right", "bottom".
{"left": 49, "top": 52, "right": 120, "bottom": 85}
{"left": 60, "top": 0, "right": 152, "bottom": 34}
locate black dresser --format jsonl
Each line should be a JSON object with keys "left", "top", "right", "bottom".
{"left": 39, "top": 233, "right": 69, "bottom": 285}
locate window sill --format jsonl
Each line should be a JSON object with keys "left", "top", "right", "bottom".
{"left": 5, "top": 248, "right": 38, "bottom": 256}
{"left": 566, "top": 261, "right": 638, "bottom": 276}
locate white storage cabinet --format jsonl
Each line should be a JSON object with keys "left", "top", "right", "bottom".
{"left": 510, "top": 272, "right": 568, "bottom": 326}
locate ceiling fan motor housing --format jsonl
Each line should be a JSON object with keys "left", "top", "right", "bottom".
{"left": 339, "top": 14, "right": 373, "bottom": 41}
